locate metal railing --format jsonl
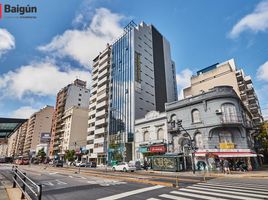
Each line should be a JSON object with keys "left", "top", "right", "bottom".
{"left": 12, "top": 166, "right": 42, "bottom": 200}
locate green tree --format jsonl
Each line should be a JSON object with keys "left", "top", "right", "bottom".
{"left": 256, "top": 121, "right": 268, "bottom": 162}
{"left": 37, "top": 148, "right": 46, "bottom": 162}
{"left": 64, "top": 150, "right": 75, "bottom": 162}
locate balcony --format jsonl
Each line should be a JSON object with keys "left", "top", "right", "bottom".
{"left": 87, "top": 135, "right": 94, "bottom": 141}
{"left": 96, "top": 101, "right": 107, "bottom": 109}
{"left": 98, "top": 75, "right": 108, "bottom": 85}
{"left": 87, "top": 126, "right": 95, "bottom": 132}
{"left": 97, "top": 84, "right": 107, "bottom": 94}
{"left": 96, "top": 109, "right": 106, "bottom": 118}
{"left": 95, "top": 118, "right": 106, "bottom": 126}
{"left": 95, "top": 127, "right": 106, "bottom": 135}
{"left": 99, "top": 62, "right": 109, "bottom": 72}
{"left": 88, "top": 118, "right": 95, "bottom": 124}
{"left": 94, "top": 137, "right": 104, "bottom": 144}
{"left": 220, "top": 115, "right": 242, "bottom": 124}
{"left": 86, "top": 144, "right": 94, "bottom": 149}
{"left": 94, "top": 146, "right": 104, "bottom": 153}
{"left": 98, "top": 68, "right": 108, "bottom": 79}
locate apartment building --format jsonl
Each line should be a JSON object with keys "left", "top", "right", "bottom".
{"left": 87, "top": 46, "right": 111, "bottom": 164}
{"left": 14, "top": 121, "right": 28, "bottom": 156}
{"left": 7, "top": 131, "right": 18, "bottom": 157}
{"left": 61, "top": 106, "right": 89, "bottom": 157}
{"left": 183, "top": 59, "right": 263, "bottom": 126}
{"left": 23, "top": 106, "right": 54, "bottom": 157}
{"left": 87, "top": 21, "right": 178, "bottom": 164}
{"left": 0, "top": 142, "right": 8, "bottom": 157}
{"left": 50, "top": 79, "right": 90, "bottom": 157}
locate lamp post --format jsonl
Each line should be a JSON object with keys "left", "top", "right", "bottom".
{"left": 110, "top": 107, "right": 126, "bottom": 162}
{"left": 170, "top": 119, "right": 196, "bottom": 174}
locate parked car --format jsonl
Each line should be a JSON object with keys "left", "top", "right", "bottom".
{"left": 85, "top": 162, "right": 96, "bottom": 168}
{"left": 22, "top": 159, "right": 29, "bottom": 165}
{"left": 53, "top": 160, "right": 63, "bottom": 167}
{"left": 112, "top": 162, "right": 136, "bottom": 172}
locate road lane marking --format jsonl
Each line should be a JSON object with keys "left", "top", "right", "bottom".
{"left": 186, "top": 185, "right": 268, "bottom": 199}
{"left": 55, "top": 180, "right": 67, "bottom": 185}
{"left": 193, "top": 184, "right": 268, "bottom": 195}
{"left": 160, "top": 194, "right": 195, "bottom": 200}
{"left": 169, "top": 191, "right": 228, "bottom": 200}
{"left": 48, "top": 172, "right": 58, "bottom": 175}
{"left": 97, "top": 185, "right": 165, "bottom": 200}
{"left": 198, "top": 182, "right": 268, "bottom": 192}
{"left": 179, "top": 188, "right": 262, "bottom": 200}
{"left": 208, "top": 181, "right": 268, "bottom": 188}
{"left": 146, "top": 198, "right": 161, "bottom": 200}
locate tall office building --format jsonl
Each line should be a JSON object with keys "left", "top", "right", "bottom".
{"left": 87, "top": 21, "right": 177, "bottom": 164}
{"left": 50, "top": 79, "right": 90, "bottom": 157}
{"left": 23, "top": 106, "right": 54, "bottom": 157}
{"left": 183, "top": 59, "right": 263, "bottom": 126}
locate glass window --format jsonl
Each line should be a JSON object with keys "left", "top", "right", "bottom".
{"left": 195, "top": 133, "right": 203, "bottom": 149}
{"left": 157, "top": 128, "right": 164, "bottom": 140}
{"left": 144, "top": 131, "right": 149, "bottom": 141}
{"left": 219, "top": 131, "right": 232, "bottom": 143}
{"left": 221, "top": 103, "right": 238, "bottom": 122}
{"left": 192, "top": 109, "right": 201, "bottom": 123}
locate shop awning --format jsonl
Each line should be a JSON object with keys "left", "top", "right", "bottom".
{"left": 195, "top": 152, "right": 257, "bottom": 158}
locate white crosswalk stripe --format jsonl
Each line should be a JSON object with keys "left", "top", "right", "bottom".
{"left": 146, "top": 181, "right": 268, "bottom": 200}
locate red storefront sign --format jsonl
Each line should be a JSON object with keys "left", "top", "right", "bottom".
{"left": 149, "top": 145, "right": 166, "bottom": 153}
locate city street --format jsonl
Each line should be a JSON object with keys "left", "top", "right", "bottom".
{"left": 1, "top": 164, "right": 268, "bottom": 200}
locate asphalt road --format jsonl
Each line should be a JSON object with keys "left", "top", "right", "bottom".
{"left": 1, "top": 164, "right": 268, "bottom": 200}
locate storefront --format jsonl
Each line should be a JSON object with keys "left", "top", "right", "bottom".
{"left": 195, "top": 149, "right": 258, "bottom": 171}
{"left": 138, "top": 144, "right": 167, "bottom": 162}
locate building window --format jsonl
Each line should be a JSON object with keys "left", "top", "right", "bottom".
{"left": 192, "top": 109, "right": 201, "bottom": 123}
{"left": 79, "top": 93, "right": 82, "bottom": 96}
{"left": 219, "top": 131, "right": 232, "bottom": 143}
{"left": 221, "top": 103, "right": 238, "bottom": 122}
{"left": 144, "top": 131, "right": 149, "bottom": 141}
{"left": 135, "top": 51, "right": 141, "bottom": 83}
{"left": 157, "top": 128, "right": 164, "bottom": 140}
{"left": 78, "top": 98, "right": 81, "bottom": 101}
{"left": 195, "top": 133, "right": 203, "bottom": 149}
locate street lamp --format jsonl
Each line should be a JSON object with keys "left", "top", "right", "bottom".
{"left": 110, "top": 107, "right": 126, "bottom": 162}
{"left": 169, "top": 119, "right": 197, "bottom": 174}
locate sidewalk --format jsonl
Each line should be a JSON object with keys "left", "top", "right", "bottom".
{"left": 0, "top": 174, "right": 10, "bottom": 200}
{"left": 141, "top": 165, "right": 268, "bottom": 178}
{"left": 0, "top": 172, "right": 22, "bottom": 200}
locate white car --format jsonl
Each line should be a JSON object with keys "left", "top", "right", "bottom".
{"left": 112, "top": 162, "right": 136, "bottom": 172}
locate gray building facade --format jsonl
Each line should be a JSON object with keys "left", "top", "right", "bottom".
{"left": 166, "top": 86, "right": 258, "bottom": 170}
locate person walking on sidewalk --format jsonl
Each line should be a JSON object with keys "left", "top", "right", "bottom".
{"left": 223, "top": 159, "right": 230, "bottom": 174}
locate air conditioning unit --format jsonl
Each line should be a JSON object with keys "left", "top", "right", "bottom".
{"left": 215, "top": 109, "right": 222, "bottom": 114}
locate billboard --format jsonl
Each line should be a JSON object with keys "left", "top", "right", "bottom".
{"left": 40, "top": 132, "right": 51, "bottom": 143}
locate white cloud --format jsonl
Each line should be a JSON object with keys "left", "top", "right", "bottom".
{"left": 38, "top": 8, "right": 124, "bottom": 67}
{"left": 257, "top": 60, "right": 268, "bottom": 81}
{"left": 11, "top": 106, "right": 38, "bottom": 119}
{"left": 0, "top": 28, "right": 15, "bottom": 57}
{"left": 0, "top": 60, "right": 90, "bottom": 99}
{"left": 176, "top": 69, "right": 193, "bottom": 99}
{"left": 229, "top": 1, "right": 268, "bottom": 38}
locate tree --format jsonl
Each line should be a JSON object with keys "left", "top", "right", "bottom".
{"left": 256, "top": 121, "right": 268, "bottom": 163}
{"left": 64, "top": 150, "right": 75, "bottom": 162}
{"left": 37, "top": 148, "right": 46, "bottom": 162}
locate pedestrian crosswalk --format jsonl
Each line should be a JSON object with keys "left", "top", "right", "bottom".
{"left": 146, "top": 181, "right": 268, "bottom": 200}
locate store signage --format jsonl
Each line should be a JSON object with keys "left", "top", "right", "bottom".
{"left": 219, "top": 143, "right": 235, "bottom": 149}
{"left": 150, "top": 145, "right": 166, "bottom": 153}
{"left": 139, "top": 147, "right": 148, "bottom": 153}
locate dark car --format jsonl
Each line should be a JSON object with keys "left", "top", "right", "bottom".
{"left": 53, "top": 160, "right": 64, "bottom": 167}
{"left": 85, "top": 161, "right": 96, "bottom": 168}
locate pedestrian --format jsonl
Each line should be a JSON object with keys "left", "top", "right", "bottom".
{"left": 223, "top": 159, "right": 230, "bottom": 174}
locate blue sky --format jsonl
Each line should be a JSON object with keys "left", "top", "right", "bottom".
{"left": 0, "top": 0, "right": 268, "bottom": 119}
